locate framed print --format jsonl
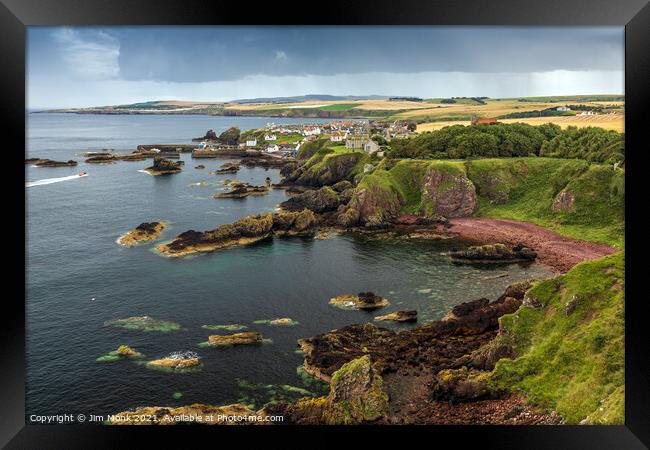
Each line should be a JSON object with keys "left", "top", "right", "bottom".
{"left": 2, "top": 0, "right": 649, "bottom": 447}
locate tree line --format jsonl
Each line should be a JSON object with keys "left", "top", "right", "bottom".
{"left": 387, "top": 123, "right": 624, "bottom": 165}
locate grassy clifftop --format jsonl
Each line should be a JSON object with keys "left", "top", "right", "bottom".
{"left": 488, "top": 252, "right": 625, "bottom": 424}
{"left": 356, "top": 157, "right": 624, "bottom": 246}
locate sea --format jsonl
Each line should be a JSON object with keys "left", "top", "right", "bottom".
{"left": 25, "top": 113, "right": 554, "bottom": 419}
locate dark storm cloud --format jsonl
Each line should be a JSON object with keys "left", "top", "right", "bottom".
{"left": 108, "top": 26, "right": 622, "bottom": 82}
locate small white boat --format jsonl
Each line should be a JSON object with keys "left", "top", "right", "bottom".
{"left": 79, "top": 172, "right": 88, "bottom": 177}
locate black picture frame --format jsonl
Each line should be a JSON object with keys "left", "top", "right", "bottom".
{"left": 3, "top": 0, "right": 648, "bottom": 447}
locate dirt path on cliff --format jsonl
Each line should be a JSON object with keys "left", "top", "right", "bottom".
{"left": 447, "top": 217, "right": 616, "bottom": 273}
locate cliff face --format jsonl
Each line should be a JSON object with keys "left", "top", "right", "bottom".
{"left": 283, "top": 148, "right": 369, "bottom": 187}
{"left": 337, "top": 160, "right": 477, "bottom": 227}
{"left": 331, "top": 158, "right": 623, "bottom": 243}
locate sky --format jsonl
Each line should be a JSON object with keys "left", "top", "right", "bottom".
{"left": 27, "top": 26, "right": 624, "bottom": 109}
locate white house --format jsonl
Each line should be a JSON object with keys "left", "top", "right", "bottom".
{"left": 265, "top": 144, "right": 280, "bottom": 153}
{"left": 304, "top": 127, "right": 321, "bottom": 136}
{"left": 577, "top": 111, "right": 597, "bottom": 116}
{"left": 264, "top": 134, "right": 277, "bottom": 141}
{"left": 330, "top": 131, "right": 347, "bottom": 142}
{"left": 363, "top": 140, "right": 380, "bottom": 154}
{"left": 556, "top": 106, "right": 571, "bottom": 111}
{"left": 246, "top": 138, "right": 258, "bottom": 147}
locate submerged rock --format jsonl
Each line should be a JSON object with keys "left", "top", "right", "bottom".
{"left": 374, "top": 310, "right": 417, "bottom": 323}
{"left": 329, "top": 292, "right": 389, "bottom": 311}
{"left": 207, "top": 332, "right": 263, "bottom": 346}
{"left": 254, "top": 318, "right": 299, "bottom": 326}
{"left": 118, "top": 222, "right": 165, "bottom": 246}
{"left": 202, "top": 324, "right": 248, "bottom": 331}
{"left": 104, "top": 316, "right": 181, "bottom": 332}
{"left": 195, "top": 164, "right": 205, "bottom": 169}
{"left": 450, "top": 243, "right": 537, "bottom": 263}
{"left": 144, "top": 156, "right": 183, "bottom": 175}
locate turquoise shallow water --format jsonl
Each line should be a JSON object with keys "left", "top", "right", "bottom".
{"left": 25, "top": 113, "right": 554, "bottom": 419}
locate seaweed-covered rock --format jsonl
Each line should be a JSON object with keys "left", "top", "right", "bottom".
{"left": 214, "top": 183, "right": 268, "bottom": 198}
{"left": 280, "top": 187, "right": 340, "bottom": 213}
{"left": 431, "top": 367, "right": 493, "bottom": 402}
{"left": 450, "top": 243, "right": 537, "bottom": 263}
{"left": 329, "top": 292, "right": 389, "bottom": 311}
{"left": 148, "top": 351, "right": 201, "bottom": 370}
{"left": 272, "top": 209, "right": 317, "bottom": 235}
{"left": 32, "top": 159, "right": 78, "bottom": 167}
{"left": 375, "top": 310, "right": 417, "bottom": 323}
{"left": 118, "top": 222, "right": 165, "bottom": 246}
{"left": 263, "top": 355, "right": 388, "bottom": 425}
{"left": 157, "top": 213, "right": 274, "bottom": 257}
{"left": 300, "top": 286, "right": 524, "bottom": 381}
{"left": 207, "top": 332, "right": 263, "bottom": 346}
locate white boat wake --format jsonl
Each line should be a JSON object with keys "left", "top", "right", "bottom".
{"left": 26, "top": 174, "right": 87, "bottom": 188}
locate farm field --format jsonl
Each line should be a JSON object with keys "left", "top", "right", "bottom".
{"left": 417, "top": 112, "right": 624, "bottom": 133}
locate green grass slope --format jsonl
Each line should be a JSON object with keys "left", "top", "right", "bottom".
{"left": 465, "top": 158, "right": 624, "bottom": 247}
{"left": 357, "top": 157, "right": 624, "bottom": 247}
{"left": 488, "top": 252, "right": 624, "bottom": 424}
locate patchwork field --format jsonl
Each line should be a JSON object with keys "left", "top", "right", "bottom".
{"left": 417, "top": 113, "right": 624, "bottom": 133}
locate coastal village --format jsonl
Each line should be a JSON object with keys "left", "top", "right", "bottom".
{"left": 190, "top": 119, "right": 418, "bottom": 160}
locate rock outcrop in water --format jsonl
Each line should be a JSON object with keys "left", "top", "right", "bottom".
{"left": 30, "top": 158, "right": 78, "bottom": 167}
{"left": 207, "top": 332, "right": 263, "bottom": 346}
{"left": 329, "top": 292, "right": 390, "bottom": 311}
{"left": 144, "top": 157, "right": 184, "bottom": 175}
{"left": 118, "top": 222, "right": 166, "bottom": 246}
{"left": 157, "top": 210, "right": 317, "bottom": 257}
{"left": 213, "top": 183, "right": 269, "bottom": 199}
{"left": 374, "top": 310, "right": 418, "bottom": 323}
{"left": 450, "top": 243, "right": 537, "bottom": 263}
{"left": 147, "top": 351, "right": 201, "bottom": 370}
